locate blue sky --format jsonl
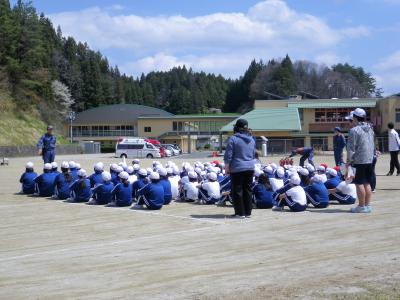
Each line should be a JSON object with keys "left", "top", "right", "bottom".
{"left": 15, "top": 0, "right": 400, "bottom": 94}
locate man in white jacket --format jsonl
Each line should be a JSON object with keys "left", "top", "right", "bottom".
{"left": 387, "top": 122, "right": 400, "bottom": 176}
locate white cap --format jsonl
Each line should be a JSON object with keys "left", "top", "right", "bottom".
{"left": 270, "top": 163, "right": 278, "bottom": 170}
{"left": 298, "top": 168, "right": 309, "bottom": 176}
{"left": 153, "top": 161, "right": 161, "bottom": 166}
{"left": 158, "top": 168, "right": 167, "bottom": 176}
{"left": 312, "top": 174, "right": 324, "bottom": 183}
{"left": 44, "top": 163, "right": 52, "bottom": 170}
{"left": 138, "top": 168, "right": 147, "bottom": 176}
{"left": 317, "top": 165, "right": 326, "bottom": 172}
{"left": 172, "top": 166, "right": 180, "bottom": 175}
{"left": 188, "top": 171, "right": 198, "bottom": 179}
{"left": 146, "top": 167, "right": 153, "bottom": 174}
{"left": 102, "top": 171, "right": 112, "bottom": 181}
{"left": 195, "top": 167, "right": 202, "bottom": 174}
{"left": 94, "top": 162, "right": 104, "bottom": 171}
{"left": 133, "top": 164, "right": 140, "bottom": 171}
{"left": 119, "top": 171, "right": 129, "bottom": 180}
{"left": 77, "top": 169, "right": 87, "bottom": 177}
{"left": 326, "top": 168, "right": 338, "bottom": 177}
{"left": 150, "top": 172, "right": 160, "bottom": 180}
{"left": 76, "top": 163, "right": 81, "bottom": 169}
{"left": 306, "top": 164, "right": 315, "bottom": 172}
{"left": 68, "top": 161, "right": 76, "bottom": 168}
{"left": 116, "top": 166, "right": 124, "bottom": 173}
{"left": 61, "top": 161, "right": 69, "bottom": 169}
{"left": 353, "top": 107, "right": 366, "bottom": 118}
{"left": 254, "top": 168, "right": 263, "bottom": 177}
{"left": 345, "top": 111, "right": 354, "bottom": 121}
{"left": 264, "top": 166, "right": 273, "bottom": 174}
{"left": 289, "top": 175, "right": 301, "bottom": 185}
{"left": 219, "top": 162, "right": 225, "bottom": 168}
{"left": 126, "top": 166, "right": 134, "bottom": 174}
{"left": 132, "top": 159, "right": 140, "bottom": 164}
{"left": 110, "top": 163, "right": 118, "bottom": 171}
{"left": 51, "top": 162, "right": 58, "bottom": 168}
{"left": 276, "top": 167, "right": 285, "bottom": 178}
{"left": 213, "top": 167, "right": 221, "bottom": 174}
{"left": 166, "top": 167, "right": 173, "bottom": 174}
{"left": 26, "top": 162, "right": 34, "bottom": 169}
{"left": 208, "top": 172, "right": 217, "bottom": 181}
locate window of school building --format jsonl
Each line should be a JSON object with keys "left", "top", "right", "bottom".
{"left": 144, "top": 126, "right": 152, "bottom": 133}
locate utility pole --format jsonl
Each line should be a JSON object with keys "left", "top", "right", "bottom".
{"left": 68, "top": 111, "right": 76, "bottom": 144}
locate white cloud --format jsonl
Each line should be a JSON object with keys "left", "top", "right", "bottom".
{"left": 314, "top": 52, "right": 344, "bottom": 66}
{"left": 373, "top": 50, "right": 400, "bottom": 95}
{"left": 49, "top": 0, "right": 369, "bottom": 77}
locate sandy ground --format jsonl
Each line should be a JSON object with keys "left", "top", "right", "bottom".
{"left": 0, "top": 153, "right": 399, "bottom": 300}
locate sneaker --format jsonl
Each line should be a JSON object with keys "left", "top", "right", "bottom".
{"left": 245, "top": 215, "right": 251, "bottom": 218}
{"left": 105, "top": 202, "right": 117, "bottom": 207}
{"left": 230, "top": 214, "right": 245, "bottom": 219}
{"left": 365, "top": 205, "right": 372, "bottom": 213}
{"left": 86, "top": 198, "right": 97, "bottom": 205}
{"left": 386, "top": 172, "right": 393, "bottom": 176}
{"left": 51, "top": 195, "right": 58, "bottom": 199}
{"left": 64, "top": 198, "right": 77, "bottom": 203}
{"left": 272, "top": 206, "right": 284, "bottom": 211}
{"left": 131, "top": 204, "right": 143, "bottom": 209}
{"left": 350, "top": 206, "right": 369, "bottom": 213}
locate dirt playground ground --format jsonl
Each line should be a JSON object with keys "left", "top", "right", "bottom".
{"left": 0, "top": 153, "right": 399, "bottom": 300}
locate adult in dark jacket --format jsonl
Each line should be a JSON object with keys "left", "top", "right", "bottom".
{"left": 37, "top": 125, "right": 57, "bottom": 163}
{"left": 223, "top": 119, "right": 256, "bottom": 218}
{"left": 333, "top": 127, "right": 346, "bottom": 166}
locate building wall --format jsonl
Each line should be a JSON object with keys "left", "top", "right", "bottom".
{"left": 137, "top": 119, "right": 172, "bottom": 138}
{"left": 379, "top": 97, "right": 400, "bottom": 131}
{"left": 254, "top": 100, "right": 288, "bottom": 109}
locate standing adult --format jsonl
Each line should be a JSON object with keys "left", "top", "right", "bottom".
{"left": 224, "top": 119, "right": 256, "bottom": 219}
{"left": 37, "top": 125, "right": 57, "bottom": 163}
{"left": 333, "top": 127, "right": 346, "bottom": 166}
{"left": 386, "top": 122, "right": 400, "bottom": 176}
{"left": 346, "top": 108, "right": 375, "bottom": 213}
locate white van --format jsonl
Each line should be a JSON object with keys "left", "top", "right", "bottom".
{"left": 115, "top": 138, "right": 161, "bottom": 159}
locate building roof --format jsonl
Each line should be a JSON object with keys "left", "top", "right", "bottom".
{"left": 220, "top": 108, "right": 302, "bottom": 132}
{"left": 287, "top": 98, "right": 379, "bottom": 109}
{"left": 138, "top": 114, "right": 239, "bottom": 120}
{"left": 73, "top": 104, "right": 174, "bottom": 125}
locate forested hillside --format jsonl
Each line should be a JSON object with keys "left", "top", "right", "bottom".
{"left": 0, "top": 0, "right": 381, "bottom": 144}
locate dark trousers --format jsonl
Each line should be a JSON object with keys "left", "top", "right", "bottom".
{"left": 334, "top": 149, "right": 344, "bottom": 166}
{"left": 230, "top": 170, "right": 254, "bottom": 216}
{"left": 42, "top": 150, "right": 55, "bottom": 163}
{"left": 371, "top": 157, "right": 377, "bottom": 191}
{"left": 389, "top": 151, "right": 400, "bottom": 174}
{"left": 299, "top": 152, "right": 314, "bottom": 167}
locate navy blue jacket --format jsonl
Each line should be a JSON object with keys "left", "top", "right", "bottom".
{"left": 304, "top": 182, "right": 329, "bottom": 204}
{"left": 141, "top": 182, "right": 165, "bottom": 209}
{"left": 324, "top": 177, "right": 341, "bottom": 189}
{"left": 159, "top": 178, "right": 172, "bottom": 204}
{"left": 54, "top": 172, "right": 73, "bottom": 199}
{"left": 20, "top": 171, "right": 37, "bottom": 194}
{"left": 92, "top": 182, "right": 114, "bottom": 205}
{"left": 132, "top": 177, "right": 147, "bottom": 198}
{"left": 34, "top": 172, "right": 57, "bottom": 197}
{"left": 111, "top": 183, "right": 133, "bottom": 206}
{"left": 224, "top": 132, "right": 256, "bottom": 173}
{"left": 37, "top": 134, "right": 56, "bottom": 152}
{"left": 70, "top": 179, "right": 91, "bottom": 202}
{"left": 253, "top": 184, "right": 274, "bottom": 208}
{"left": 89, "top": 171, "right": 104, "bottom": 188}
{"left": 333, "top": 135, "right": 346, "bottom": 151}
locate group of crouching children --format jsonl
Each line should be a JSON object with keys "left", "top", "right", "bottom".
{"left": 19, "top": 159, "right": 356, "bottom": 212}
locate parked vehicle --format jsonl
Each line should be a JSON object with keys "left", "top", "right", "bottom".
{"left": 145, "top": 139, "right": 167, "bottom": 158}
{"left": 162, "top": 144, "right": 180, "bottom": 156}
{"left": 115, "top": 138, "right": 161, "bottom": 159}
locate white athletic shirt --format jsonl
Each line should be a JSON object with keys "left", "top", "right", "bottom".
{"left": 128, "top": 175, "right": 137, "bottom": 184}
{"left": 169, "top": 175, "right": 180, "bottom": 199}
{"left": 336, "top": 181, "right": 357, "bottom": 199}
{"left": 320, "top": 174, "right": 327, "bottom": 183}
{"left": 286, "top": 185, "right": 307, "bottom": 205}
{"left": 201, "top": 181, "right": 221, "bottom": 199}
{"left": 388, "top": 128, "right": 400, "bottom": 152}
{"left": 270, "top": 178, "right": 284, "bottom": 192}
{"left": 185, "top": 182, "right": 199, "bottom": 200}
{"left": 180, "top": 176, "right": 189, "bottom": 185}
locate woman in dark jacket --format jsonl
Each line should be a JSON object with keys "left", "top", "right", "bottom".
{"left": 223, "top": 119, "right": 256, "bottom": 218}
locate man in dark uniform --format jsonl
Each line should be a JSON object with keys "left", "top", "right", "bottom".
{"left": 37, "top": 125, "right": 57, "bottom": 163}
{"left": 333, "top": 127, "right": 346, "bottom": 166}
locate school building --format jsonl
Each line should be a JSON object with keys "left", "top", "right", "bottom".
{"left": 66, "top": 94, "right": 400, "bottom": 153}
{"left": 220, "top": 94, "right": 400, "bottom": 153}
{"left": 67, "top": 104, "right": 239, "bottom": 152}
